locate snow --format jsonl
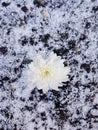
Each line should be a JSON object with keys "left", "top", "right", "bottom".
{"left": 0, "top": 0, "right": 98, "bottom": 129}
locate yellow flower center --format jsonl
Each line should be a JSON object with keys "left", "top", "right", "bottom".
{"left": 41, "top": 69, "right": 51, "bottom": 78}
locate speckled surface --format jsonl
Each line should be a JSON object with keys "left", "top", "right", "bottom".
{"left": 0, "top": 0, "right": 98, "bottom": 130}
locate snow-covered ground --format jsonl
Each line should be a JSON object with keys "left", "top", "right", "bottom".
{"left": 0, "top": 0, "right": 98, "bottom": 129}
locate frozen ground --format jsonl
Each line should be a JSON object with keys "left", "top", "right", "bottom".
{"left": 0, "top": 0, "right": 98, "bottom": 130}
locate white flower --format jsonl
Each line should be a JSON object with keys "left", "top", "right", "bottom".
{"left": 26, "top": 52, "right": 70, "bottom": 92}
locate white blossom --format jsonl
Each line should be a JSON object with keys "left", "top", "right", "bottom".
{"left": 25, "top": 52, "right": 70, "bottom": 92}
